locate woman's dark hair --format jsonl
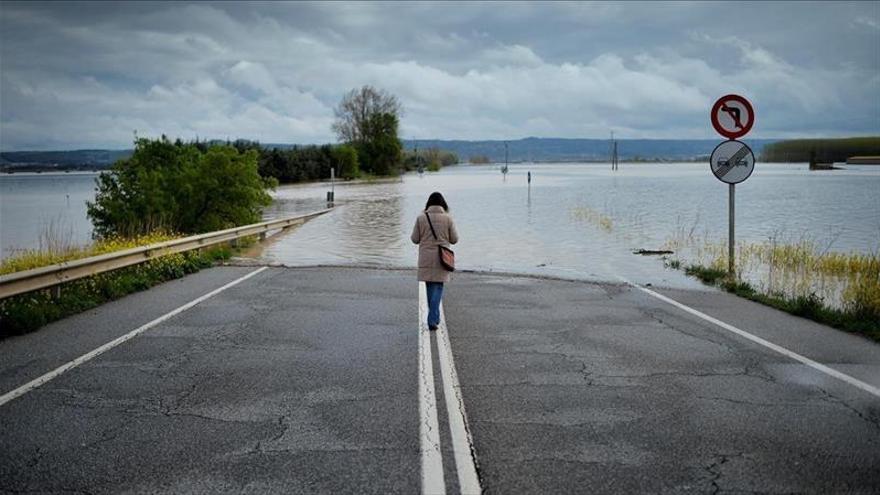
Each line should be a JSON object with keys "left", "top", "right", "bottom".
{"left": 425, "top": 191, "right": 448, "bottom": 211}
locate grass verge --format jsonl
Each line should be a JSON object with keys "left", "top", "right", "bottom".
{"left": 0, "top": 245, "right": 232, "bottom": 338}
{"left": 683, "top": 263, "right": 879, "bottom": 342}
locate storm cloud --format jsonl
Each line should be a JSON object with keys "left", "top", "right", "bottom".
{"left": 1, "top": 1, "right": 878, "bottom": 149}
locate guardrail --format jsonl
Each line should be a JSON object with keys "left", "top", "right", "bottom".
{"left": 0, "top": 208, "right": 333, "bottom": 300}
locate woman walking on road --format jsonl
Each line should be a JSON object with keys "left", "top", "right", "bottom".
{"left": 411, "top": 192, "right": 459, "bottom": 330}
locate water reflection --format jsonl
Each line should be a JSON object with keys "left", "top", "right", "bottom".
{"left": 260, "top": 179, "right": 410, "bottom": 267}
{"left": 526, "top": 185, "right": 532, "bottom": 224}
{"left": 336, "top": 194, "right": 404, "bottom": 264}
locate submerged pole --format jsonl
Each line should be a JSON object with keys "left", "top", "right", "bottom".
{"left": 327, "top": 167, "right": 335, "bottom": 204}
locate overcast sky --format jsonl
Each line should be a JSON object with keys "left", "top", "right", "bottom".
{"left": 1, "top": 1, "right": 878, "bottom": 150}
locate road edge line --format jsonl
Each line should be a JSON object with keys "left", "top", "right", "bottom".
{"left": 419, "top": 282, "right": 446, "bottom": 494}
{"left": 618, "top": 276, "right": 880, "bottom": 399}
{"left": 0, "top": 266, "right": 269, "bottom": 408}
{"left": 437, "top": 300, "right": 482, "bottom": 494}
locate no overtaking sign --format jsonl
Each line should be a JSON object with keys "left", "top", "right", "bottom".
{"left": 710, "top": 140, "right": 755, "bottom": 184}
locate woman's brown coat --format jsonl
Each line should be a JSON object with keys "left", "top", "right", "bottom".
{"left": 411, "top": 205, "right": 459, "bottom": 282}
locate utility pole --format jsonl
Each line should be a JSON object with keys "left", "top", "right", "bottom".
{"left": 610, "top": 131, "right": 614, "bottom": 171}
{"left": 610, "top": 131, "right": 619, "bottom": 171}
{"left": 613, "top": 141, "right": 619, "bottom": 171}
{"left": 503, "top": 141, "right": 509, "bottom": 177}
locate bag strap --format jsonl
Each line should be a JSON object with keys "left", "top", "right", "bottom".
{"left": 424, "top": 212, "right": 439, "bottom": 240}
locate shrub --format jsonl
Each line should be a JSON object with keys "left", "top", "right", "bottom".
{"left": 87, "top": 136, "right": 273, "bottom": 238}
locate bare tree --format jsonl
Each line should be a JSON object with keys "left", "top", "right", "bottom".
{"left": 332, "top": 85, "right": 402, "bottom": 144}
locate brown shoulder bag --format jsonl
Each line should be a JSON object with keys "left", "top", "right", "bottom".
{"left": 424, "top": 212, "right": 455, "bottom": 272}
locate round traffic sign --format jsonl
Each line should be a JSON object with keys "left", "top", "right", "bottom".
{"left": 711, "top": 94, "right": 754, "bottom": 139}
{"left": 709, "top": 140, "right": 755, "bottom": 184}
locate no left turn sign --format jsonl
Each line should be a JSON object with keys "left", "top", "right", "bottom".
{"left": 711, "top": 94, "right": 754, "bottom": 140}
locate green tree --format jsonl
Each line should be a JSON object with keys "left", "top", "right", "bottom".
{"left": 332, "top": 85, "right": 403, "bottom": 175}
{"left": 356, "top": 112, "right": 402, "bottom": 175}
{"left": 332, "top": 85, "right": 401, "bottom": 144}
{"left": 332, "top": 144, "right": 360, "bottom": 179}
{"left": 87, "top": 137, "right": 273, "bottom": 238}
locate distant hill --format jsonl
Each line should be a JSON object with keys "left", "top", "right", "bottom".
{"left": 2, "top": 138, "right": 782, "bottom": 170}
{"left": 0, "top": 149, "right": 132, "bottom": 171}
{"left": 402, "top": 137, "right": 778, "bottom": 163}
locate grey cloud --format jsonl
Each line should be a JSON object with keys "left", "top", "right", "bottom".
{"left": 1, "top": 1, "right": 878, "bottom": 150}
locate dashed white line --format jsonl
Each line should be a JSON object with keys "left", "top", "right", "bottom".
{"left": 0, "top": 267, "right": 268, "bottom": 408}
{"left": 617, "top": 275, "right": 880, "bottom": 399}
{"left": 418, "top": 282, "right": 446, "bottom": 494}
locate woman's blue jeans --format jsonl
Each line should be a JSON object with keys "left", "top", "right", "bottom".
{"left": 425, "top": 282, "right": 444, "bottom": 327}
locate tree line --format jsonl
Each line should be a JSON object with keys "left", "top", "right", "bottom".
{"left": 235, "top": 86, "right": 457, "bottom": 181}
{"left": 760, "top": 137, "right": 880, "bottom": 163}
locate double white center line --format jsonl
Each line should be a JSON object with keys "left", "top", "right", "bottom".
{"left": 418, "top": 283, "right": 482, "bottom": 495}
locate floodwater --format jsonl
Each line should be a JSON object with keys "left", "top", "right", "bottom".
{"left": 2, "top": 164, "right": 878, "bottom": 289}
{"left": 258, "top": 163, "right": 880, "bottom": 288}
{"left": 0, "top": 172, "right": 98, "bottom": 259}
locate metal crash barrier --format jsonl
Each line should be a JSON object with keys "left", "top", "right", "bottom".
{"left": 0, "top": 208, "right": 332, "bottom": 300}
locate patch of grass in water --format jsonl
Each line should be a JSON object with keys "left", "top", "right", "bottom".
{"left": 571, "top": 206, "right": 613, "bottom": 232}
{"left": 663, "top": 258, "right": 681, "bottom": 270}
{"left": 684, "top": 264, "right": 727, "bottom": 285}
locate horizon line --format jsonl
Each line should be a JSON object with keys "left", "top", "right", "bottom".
{"left": 5, "top": 135, "right": 880, "bottom": 153}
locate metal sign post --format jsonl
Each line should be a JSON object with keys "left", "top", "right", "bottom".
{"left": 729, "top": 183, "right": 734, "bottom": 276}
{"left": 710, "top": 94, "right": 756, "bottom": 278}
{"left": 327, "top": 167, "right": 335, "bottom": 204}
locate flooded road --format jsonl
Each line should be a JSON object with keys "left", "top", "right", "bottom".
{"left": 255, "top": 163, "right": 880, "bottom": 288}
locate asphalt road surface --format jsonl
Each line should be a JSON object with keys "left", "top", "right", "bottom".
{"left": 1, "top": 266, "right": 878, "bottom": 494}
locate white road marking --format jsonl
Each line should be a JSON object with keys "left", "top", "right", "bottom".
{"left": 617, "top": 276, "right": 880, "bottom": 399}
{"left": 0, "top": 267, "right": 269, "bottom": 408}
{"left": 418, "top": 282, "right": 446, "bottom": 494}
{"left": 436, "top": 300, "right": 482, "bottom": 494}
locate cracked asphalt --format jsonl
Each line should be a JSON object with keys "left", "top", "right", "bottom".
{"left": 1, "top": 266, "right": 879, "bottom": 494}
{"left": 444, "top": 273, "right": 880, "bottom": 494}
